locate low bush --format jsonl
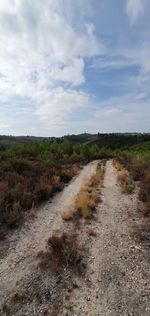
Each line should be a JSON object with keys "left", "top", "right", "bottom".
{"left": 0, "top": 158, "right": 80, "bottom": 230}
{"left": 37, "top": 233, "right": 83, "bottom": 273}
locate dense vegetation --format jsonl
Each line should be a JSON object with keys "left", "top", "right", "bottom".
{"left": 63, "top": 132, "right": 150, "bottom": 147}
{"left": 1, "top": 132, "right": 150, "bottom": 148}
{"left": 0, "top": 133, "right": 150, "bottom": 236}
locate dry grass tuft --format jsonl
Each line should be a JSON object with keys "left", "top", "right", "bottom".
{"left": 114, "top": 159, "right": 134, "bottom": 194}
{"left": 87, "top": 228, "right": 97, "bottom": 237}
{"left": 75, "top": 190, "right": 91, "bottom": 219}
{"left": 12, "top": 292, "right": 27, "bottom": 303}
{"left": 37, "top": 250, "right": 60, "bottom": 272}
{"left": 51, "top": 175, "right": 62, "bottom": 191}
{"left": 62, "top": 163, "right": 103, "bottom": 222}
{"left": 37, "top": 232, "right": 83, "bottom": 273}
{"left": 139, "top": 173, "right": 150, "bottom": 203}
{"left": 113, "top": 160, "right": 123, "bottom": 172}
{"left": 138, "top": 172, "right": 150, "bottom": 217}
{"left": 91, "top": 173, "right": 101, "bottom": 186}
{"left": 89, "top": 189, "right": 101, "bottom": 204}
{"left": 62, "top": 208, "right": 75, "bottom": 221}
{"left": 27, "top": 202, "right": 37, "bottom": 219}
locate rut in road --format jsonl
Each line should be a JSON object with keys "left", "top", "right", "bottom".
{"left": 63, "top": 160, "right": 150, "bottom": 316}
{"left": 0, "top": 161, "right": 98, "bottom": 305}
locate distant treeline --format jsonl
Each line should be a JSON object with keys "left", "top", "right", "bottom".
{"left": 63, "top": 133, "right": 150, "bottom": 149}
{"left": 1, "top": 133, "right": 150, "bottom": 151}
{"left": 96, "top": 133, "right": 150, "bottom": 149}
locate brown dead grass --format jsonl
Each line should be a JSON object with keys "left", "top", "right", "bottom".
{"left": 90, "top": 189, "right": 101, "bottom": 204}
{"left": 62, "top": 208, "right": 76, "bottom": 221}
{"left": 91, "top": 172, "right": 101, "bottom": 186}
{"left": 113, "top": 160, "right": 123, "bottom": 172}
{"left": 0, "top": 161, "right": 80, "bottom": 232}
{"left": 113, "top": 159, "right": 134, "bottom": 194}
{"left": 37, "top": 250, "right": 60, "bottom": 272}
{"left": 87, "top": 228, "right": 97, "bottom": 237}
{"left": 75, "top": 190, "right": 91, "bottom": 219}
{"left": 138, "top": 172, "right": 150, "bottom": 218}
{"left": 62, "top": 163, "right": 103, "bottom": 221}
{"left": 37, "top": 232, "right": 83, "bottom": 273}
{"left": 27, "top": 202, "right": 37, "bottom": 219}
{"left": 139, "top": 173, "right": 150, "bottom": 203}
{"left": 118, "top": 156, "right": 150, "bottom": 249}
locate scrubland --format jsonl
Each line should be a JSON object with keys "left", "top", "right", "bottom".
{"left": 0, "top": 140, "right": 86, "bottom": 234}
{"left": 0, "top": 137, "right": 150, "bottom": 236}
{"left": 0, "top": 135, "right": 150, "bottom": 315}
{"left": 0, "top": 136, "right": 110, "bottom": 237}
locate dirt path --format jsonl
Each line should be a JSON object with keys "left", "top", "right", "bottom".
{"left": 0, "top": 161, "right": 98, "bottom": 306}
{"left": 63, "top": 160, "right": 150, "bottom": 315}
{"left": 0, "top": 160, "right": 149, "bottom": 315}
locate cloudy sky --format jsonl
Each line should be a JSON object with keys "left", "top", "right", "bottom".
{"left": 0, "top": 0, "right": 150, "bottom": 136}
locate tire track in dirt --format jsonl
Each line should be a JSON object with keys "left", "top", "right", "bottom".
{"left": 63, "top": 160, "right": 150, "bottom": 316}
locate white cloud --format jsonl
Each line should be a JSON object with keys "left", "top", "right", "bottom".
{"left": 0, "top": 0, "right": 101, "bottom": 85}
{"left": 0, "top": 0, "right": 103, "bottom": 134}
{"left": 0, "top": 0, "right": 149, "bottom": 136}
{"left": 50, "top": 58, "right": 85, "bottom": 86}
{"left": 90, "top": 54, "right": 136, "bottom": 70}
{"left": 0, "top": 120, "right": 10, "bottom": 133}
{"left": 35, "top": 87, "right": 92, "bottom": 133}
{"left": 126, "top": 0, "right": 144, "bottom": 24}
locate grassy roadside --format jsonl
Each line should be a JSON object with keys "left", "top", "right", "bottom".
{"left": 113, "top": 160, "right": 134, "bottom": 194}
{"left": 117, "top": 155, "right": 150, "bottom": 217}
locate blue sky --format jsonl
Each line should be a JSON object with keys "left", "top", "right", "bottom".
{"left": 0, "top": 0, "right": 150, "bottom": 136}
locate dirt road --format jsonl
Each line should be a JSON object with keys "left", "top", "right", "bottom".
{"left": 65, "top": 160, "right": 150, "bottom": 316}
{"left": 0, "top": 160, "right": 149, "bottom": 315}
